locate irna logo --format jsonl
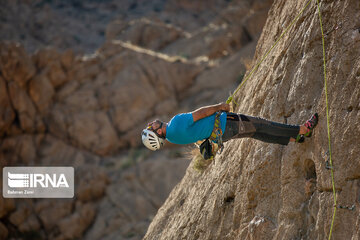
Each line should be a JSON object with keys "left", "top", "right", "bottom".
{"left": 3, "top": 167, "right": 74, "bottom": 198}
{"left": 8, "top": 172, "right": 69, "bottom": 188}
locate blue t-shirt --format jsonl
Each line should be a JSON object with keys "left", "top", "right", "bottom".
{"left": 166, "top": 112, "right": 227, "bottom": 144}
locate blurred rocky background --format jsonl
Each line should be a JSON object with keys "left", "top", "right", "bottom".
{"left": 0, "top": 0, "right": 273, "bottom": 239}
{"left": 143, "top": 0, "right": 360, "bottom": 239}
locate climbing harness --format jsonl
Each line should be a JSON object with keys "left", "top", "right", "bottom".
{"left": 209, "top": 111, "right": 224, "bottom": 152}
{"left": 199, "top": 112, "right": 224, "bottom": 160}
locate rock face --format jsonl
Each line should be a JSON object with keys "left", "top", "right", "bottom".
{"left": 144, "top": 0, "right": 360, "bottom": 240}
{"left": 0, "top": 0, "right": 273, "bottom": 239}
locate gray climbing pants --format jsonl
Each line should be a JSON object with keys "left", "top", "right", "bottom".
{"left": 222, "top": 113, "right": 300, "bottom": 145}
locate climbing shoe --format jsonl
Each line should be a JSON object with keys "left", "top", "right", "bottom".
{"left": 304, "top": 113, "right": 319, "bottom": 137}
{"left": 295, "top": 134, "right": 305, "bottom": 143}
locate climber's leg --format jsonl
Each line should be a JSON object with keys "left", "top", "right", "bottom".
{"left": 251, "top": 132, "right": 292, "bottom": 145}
{"left": 223, "top": 113, "right": 318, "bottom": 145}
{"left": 246, "top": 115, "right": 300, "bottom": 138}
{"left": 222, "top": 113, "right": 256, "bottom": 142}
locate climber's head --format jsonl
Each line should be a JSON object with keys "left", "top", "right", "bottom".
{"left": 141, "top": 120, "right": 166, "bottom": 151}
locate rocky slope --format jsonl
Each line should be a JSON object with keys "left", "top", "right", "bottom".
{"left": 0, "top": 0, "right": 273, "bottom": 239}
{"left": 144, "top": 0, "right": 360, "bottom": 239}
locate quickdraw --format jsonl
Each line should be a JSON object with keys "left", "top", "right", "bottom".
{"left": 337, "top": 205, "right": 355, "bottom": 211}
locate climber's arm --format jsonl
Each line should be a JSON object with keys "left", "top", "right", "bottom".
{"left": 192, "top": 103, "right": 230, "bottom": 122}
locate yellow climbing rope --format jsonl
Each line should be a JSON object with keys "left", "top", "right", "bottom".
{"left": 226, "top": 0, "right": 312, "bottom": 105}
{"left": 316, "top": 1, "right": 337, "bottom": 239}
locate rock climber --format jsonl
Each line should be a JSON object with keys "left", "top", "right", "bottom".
{"left": 141, "top": 103, "right": 318, "bottom": 158}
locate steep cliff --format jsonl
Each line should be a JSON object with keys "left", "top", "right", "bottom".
{"left": 0, "top": 1, "right": 274, "bottom": 239}
{"left": 144, "top": 0, "right": 360, "bottom": 239}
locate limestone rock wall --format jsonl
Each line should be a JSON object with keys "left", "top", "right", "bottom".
{"left": 144, "top": 0, "right": 360, "bottom": 239}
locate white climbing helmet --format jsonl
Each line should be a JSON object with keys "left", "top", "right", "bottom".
{"left": 141, "top": 129, "right": 165, "bottom": 151}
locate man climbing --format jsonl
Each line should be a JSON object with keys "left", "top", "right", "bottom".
{"left": 141, "top": 103, "right": 318, "bottom": 157}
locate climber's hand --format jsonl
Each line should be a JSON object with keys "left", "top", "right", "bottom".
{"left": 220, "top": 102, "right": 230, "bottom": 112}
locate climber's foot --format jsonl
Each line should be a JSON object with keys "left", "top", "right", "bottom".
{"left": 295, "top": 134, "right": 305, "bottom": 143}
{"left": 304, "top": 113, "right": 319, "bottom": 137}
